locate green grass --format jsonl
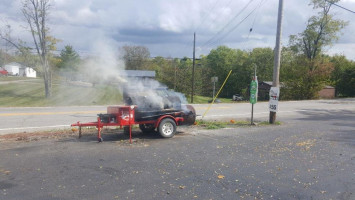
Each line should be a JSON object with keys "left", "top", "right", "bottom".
{"left": 0, "top": 78, "right": 123, "bottom": 107}
{"left": 196, "top": 120, "right": 228, "bottom": 129}
{"left": 196, "top": 120, "right": 282, "bottom": 129}
{"left": 0, "top": 77, "right": 247, "bottom": 107}
{"left": 0, "top": 76, "right": 34, "bottom": 82}
{"left": 258, "top": 121, "right": 282, "bottom": 126}
{"left": 189, "top": 95, "right": 233, "bottom": 104}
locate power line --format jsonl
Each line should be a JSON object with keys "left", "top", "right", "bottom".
{"left": 178, "top": 0, "right": 222, "bottom": 57}
{"left": 194, "top": 0, "right": 222, "bottom": 32}
{"left": 180, "top": 0, "right": 234, "bottom": 58}
{"left": 204, "top": 0, "right": 265, "bottom": 48}
{"left": 325, "top": 0, "right": 355, "bottom": 14}
{"left": 201, "top": 0, "right": 256, "bottom": 48}
{"left": 247, "top": 0, "right": 264, "bottom": 39}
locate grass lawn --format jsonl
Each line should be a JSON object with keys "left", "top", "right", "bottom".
{"left": 0, "top": 77, "right": 240, "bottom": 107}
{"left": 0, "top": 77, "right": 122, "bottom": 107}
{"left": 189, "top": 95, "right": 234, "bottom": 104}
{"left": 0, "top": 76, "right": 33, "bottom": 82}
{"left": 195, "top": 119, "right": 282, "bottom": 129}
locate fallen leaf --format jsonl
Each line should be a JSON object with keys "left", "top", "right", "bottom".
{"left": 217, "top": 175, "right": 225, "bottom": 179}
{"left": 179, "top": 185, "right": 185, "bottom": 189}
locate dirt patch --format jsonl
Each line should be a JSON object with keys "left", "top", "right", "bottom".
{"left": 0, "top": 125, "right": 199, "bottom": 143}
{"left": 0, "top": 129, "right": 78, "bottom": 142}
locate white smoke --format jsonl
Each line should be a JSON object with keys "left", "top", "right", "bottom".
{"left": 59, "top": 37, "right": 190, "bottom": 110}
{"left": 80, "top": 39, "right": 127, "bottom": 83}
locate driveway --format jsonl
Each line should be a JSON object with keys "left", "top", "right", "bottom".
{"left": 0, "top": 106, "right": 354, "bottom": 200}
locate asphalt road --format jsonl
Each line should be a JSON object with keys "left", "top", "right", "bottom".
{"left": 0, "top": 100, "right": 354, "bottom": 200}
{"left": 1, "top": 98, "right": 355, "bottom": 135}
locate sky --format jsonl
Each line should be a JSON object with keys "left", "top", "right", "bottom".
{"left": 1, "top": 0, "right": 355, "bottom": 60}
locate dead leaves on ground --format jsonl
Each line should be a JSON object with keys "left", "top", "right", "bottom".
{"left": 217, "top": 174, "right": 225, "bottom": 179}
{"left": 296, "top": 139, "right": 316, "bottom": 151}
{"left": 0, "top": 168, "right": 11, "bottom": 175}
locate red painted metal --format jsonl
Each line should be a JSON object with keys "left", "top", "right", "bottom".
{"left": 155, "top": 115, "right": 184, "bottom": 128}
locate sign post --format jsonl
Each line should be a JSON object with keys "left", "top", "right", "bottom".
{"left": 211, "top": 77, "right": 218, "bottom": 99}
{"left": 250, "top": 67, "right": 258, "bottom": 125}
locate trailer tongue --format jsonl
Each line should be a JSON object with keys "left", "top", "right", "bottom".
{"left": 71, "top": 105, "right": 196, "bottom": 143}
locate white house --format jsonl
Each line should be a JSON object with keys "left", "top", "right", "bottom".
{"left": 4, "top": 62, "right": 21, "bottom": 75}
{"left": 4, "top": 62, "right": 36, "bottom": 78}
{"left": 19, "top": 67, "right": 36, "bottom": 78}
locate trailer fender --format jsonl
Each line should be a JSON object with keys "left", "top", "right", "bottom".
{"left": 155, "top": 115, "right": 184, "bottom": 128}
{"left": 155, "top": 115, "right": 174, "bottom": 128}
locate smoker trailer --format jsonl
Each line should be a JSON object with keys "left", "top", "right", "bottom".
{"left": 71, "top": 105, "right": 196, "bottom": 143}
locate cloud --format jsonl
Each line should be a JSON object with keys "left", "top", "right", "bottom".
{"left": 0, "top": 0, "right": 354, "bottom": 60}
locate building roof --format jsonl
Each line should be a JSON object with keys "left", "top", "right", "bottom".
{"left": 4, "top": 62, "right": 32, "bottom": 69}
{"left": 323, "top": 86, "right": 335, "bottom": 89}
{"left": 5, "top": 62, "right": 23, "bottom": 67}
{"left": 120, "top": 70, "right": 155, "bottom": 77}
{"left": 259, "top": 81, "right": 285, "bottom": 87}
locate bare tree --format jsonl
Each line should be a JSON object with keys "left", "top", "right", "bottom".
{"left": 0, "top": 24, "right": 26, "bottom": 54}
{"left": 120, "top": 45, "right": 150, "bottom": 70}
{"left": 22, "top": 0, "right": 52, "bottom": 98}
{"left": 0, "top": 23, "right": 37, "bottom": 70}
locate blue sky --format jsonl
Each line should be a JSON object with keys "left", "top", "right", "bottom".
{"left": 1, "top": 0, "right": 355, "bottom": 60}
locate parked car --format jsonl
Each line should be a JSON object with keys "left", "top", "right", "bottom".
{"left": 232, "top": 94, "right": 244, "bottom": 101}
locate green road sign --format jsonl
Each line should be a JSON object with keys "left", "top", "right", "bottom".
{"left": 250, "top": 78, "right": 258, "bottom": 104}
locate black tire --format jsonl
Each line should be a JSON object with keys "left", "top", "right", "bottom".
{"left": 139, "top": 124, "right": 155, "bottom": 133}
{"left": 98, "top": 137, "right": 103, "bottom": 142}
{"left": 158, "top": 118, "right": 176, "bottom": 138}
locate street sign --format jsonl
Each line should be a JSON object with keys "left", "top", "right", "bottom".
{"left": 250, "top": 77, "right": 258, "bottom": 104}
{"left": 269, "top": 87, "right": 280, "bottom": 112}
{"left": 211, "top": 77, "right": 218, "bottom": 83}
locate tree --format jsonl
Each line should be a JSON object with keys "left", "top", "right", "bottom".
{"left": 206, "top": 46, "right": 239, "bottom": 98}
{"left": 120, "top": 45, "right": 150, "bottom": 70}
{"left": 330, "top": 55, "right": 355, "bottom": 97}
{"left": 0, "top": 23, "right": 43, "bottom": 73}
{"left": 289, "top": 0, "right": 347, "bottom": 61}
{"left": 247, "top": 48, "right": 274, "bottom": 81}
{"left": 336, "top": 66, "right": 355, "bottom": 97}
{"left": 22, "top": 0, "right": 56, "bottom": 98}
{"left": 58, "top": 45, "right": 80, "bottom": 71}
{"left": 285, "top": 0, "right": 347, "bottom": 99}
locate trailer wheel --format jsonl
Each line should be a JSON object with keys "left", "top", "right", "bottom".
{"left": 139, "top": 124, "right": 155, "bottom": 133}
{"left": 158, "top": 118, "right": 176, "bottom": 138}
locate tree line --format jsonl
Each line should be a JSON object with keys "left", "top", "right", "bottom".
{"left": 120, "top": 45, "right": 355, "bottom": 100}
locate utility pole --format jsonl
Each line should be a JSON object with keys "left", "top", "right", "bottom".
{"left": 173, "top": 59, "right": 177, "bottom": 90}
{"left": 269, "top": 0, "right": 283, "bottom": 124}
{"left": 191, "top": 32, "right": 196, "bottom": 103}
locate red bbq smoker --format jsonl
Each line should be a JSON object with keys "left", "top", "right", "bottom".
{"left": 71, "top": 104, "right": 196, "bottom": 143}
